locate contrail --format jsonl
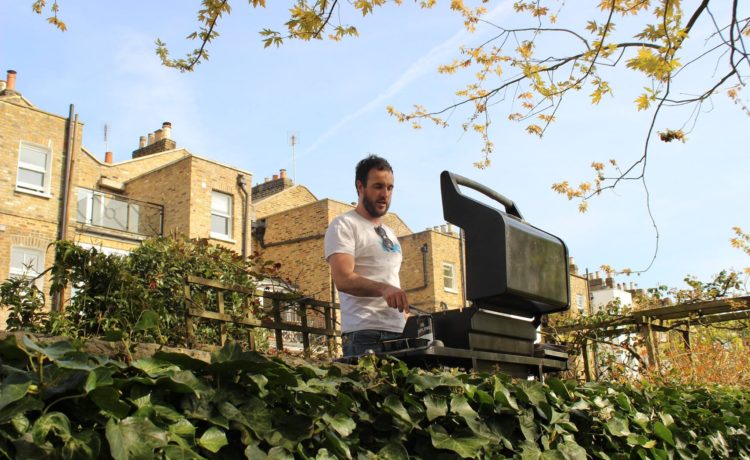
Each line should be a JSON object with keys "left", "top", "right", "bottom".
{"left": 298, "top": 1, "right": 514, "bottom": 158}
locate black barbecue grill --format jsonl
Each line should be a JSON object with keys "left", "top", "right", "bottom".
{"left": 346, "top": 171, "right": 571, "bottom": 379}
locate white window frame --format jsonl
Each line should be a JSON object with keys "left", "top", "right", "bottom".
{"left": 442, "top": 262, "right": 457, "bottom": 293}
{"left": 210, "top": 191, "right": 233, "bottom": 241}
{"left": 16, "top": 141, "right": 52, "bottom": 196}
{"left": 9, "top": 247, "right": 45, "bottom": 289}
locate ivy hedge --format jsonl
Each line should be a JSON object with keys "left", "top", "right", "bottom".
{"left": 0, "top": 335, "right": 748, "bottom": 459}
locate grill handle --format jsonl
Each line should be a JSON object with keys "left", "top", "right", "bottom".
{"left": 441, "top": 171, "right": 523, "bottom": 220}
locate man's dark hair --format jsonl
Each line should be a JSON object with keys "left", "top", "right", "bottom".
{"left": 355, "top": 155, "right": 393, "bottom": 189}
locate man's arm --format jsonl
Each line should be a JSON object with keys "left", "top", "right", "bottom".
{"left": 328, "top": 253, "right": 410, "bottom": 313}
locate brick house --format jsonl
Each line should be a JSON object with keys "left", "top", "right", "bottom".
{"left": 251, "top": 175, "right": 467, "bottom": 312}
{"left": 0, "top": 70, "right": 252, "bottom": 322}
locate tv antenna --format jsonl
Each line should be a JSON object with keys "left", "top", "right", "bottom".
{"left": 288, "top": 131, "right": 299, "bottom": 182}
{"left": 104, "top": 123, "right": 110, "bottom": 152}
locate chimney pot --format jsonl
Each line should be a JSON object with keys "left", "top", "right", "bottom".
{"left": 6, "top": 70, "right": 16, "bottom": 91}
{"left": 0, "top": 81, "right": 5, "bottom": 92}
{"left": 139, "top": 136, "right": 146, "bottom": 148}
{"left": 272, "top": 174, "right": 279, "bottom": 180}
{"left": 104, "top": 152, "right": 113, "bottom": 164}
{"left": 280, "top": 169, "right": 287, "bottom": 179}
{"left": 433, "top": 226, "right": 439, "bottom": 232}
{"left": 440, "top": 225, "right": 447, "bottom": 233}
{"left": 161, "top": 122, "right": 172, "bottom": 140}
{"left": 147, "top": 133, "right": 155, "bottom": 145}
{"left": 154, "top": 129, "right": 163, "bottom": 142}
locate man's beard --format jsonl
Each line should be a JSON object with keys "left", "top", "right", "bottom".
{"left": 363, "top": 196, "right": 389, "bottom": 218}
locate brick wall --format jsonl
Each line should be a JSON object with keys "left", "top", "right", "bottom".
{"left": 0, "top": 98, "right": 84, "bottom": 316}
{"left": 188, "top": 157, "right": 252, "bottom": 255}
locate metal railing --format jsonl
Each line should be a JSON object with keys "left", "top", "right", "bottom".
{"left": 76, "top": 188, "right": 163, "bottom": 237}
{"left": 183, "top": 275, "right": 340, "bottom": 356}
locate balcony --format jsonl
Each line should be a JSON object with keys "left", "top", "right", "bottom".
{"left": 76, "top": 188, "right": 163, "bottom": 238}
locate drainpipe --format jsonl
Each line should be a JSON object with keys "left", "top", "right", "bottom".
{"left": 237, "top": 174, "right": 249, "bottom": 258}
{"left": 54, "top": 105, "right": 77, "bottom": 312}
{"left": 406, "top": 243, "right": 430, "bottom": 292}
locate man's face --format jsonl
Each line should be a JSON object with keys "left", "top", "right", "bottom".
{"left": 357, "top": 168, "right": 394, "bottom": 218}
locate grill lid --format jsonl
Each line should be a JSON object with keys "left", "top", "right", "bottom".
{"left": 441, "top": 171, "right": 570, "bottom": 317}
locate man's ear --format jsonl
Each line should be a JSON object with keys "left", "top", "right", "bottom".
{"left": 355, "top": 179, "right": 364, "bottom": 195}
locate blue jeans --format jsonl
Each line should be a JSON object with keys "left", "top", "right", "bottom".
{"left": 342, "top": 329, "right": 403, "bottom": 357}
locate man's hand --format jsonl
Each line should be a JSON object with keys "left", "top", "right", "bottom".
{"left": 381, "top": 285, "right": 410, "bottom": 314}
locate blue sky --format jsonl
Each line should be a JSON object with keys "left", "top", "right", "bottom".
{"left": 3, "top": 1, "right": 748, "bottom": 293}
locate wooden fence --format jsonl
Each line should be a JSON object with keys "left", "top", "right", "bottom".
{"left": 183, "top": 275, "right": 340, "bottom": 356}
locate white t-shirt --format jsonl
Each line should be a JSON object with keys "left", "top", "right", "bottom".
{"left": 324, "top": 210, "right": 406, "bottom": 333}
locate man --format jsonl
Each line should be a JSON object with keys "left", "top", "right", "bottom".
{"left": 324, "top": 155, "right": 409, "bottom": 357}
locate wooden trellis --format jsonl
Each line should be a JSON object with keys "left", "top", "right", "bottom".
{"left": 548, "top": 296, "right": 750, "bottom": 381}
{"left": 183, "top": 275, "right": 340, "bottom": 356}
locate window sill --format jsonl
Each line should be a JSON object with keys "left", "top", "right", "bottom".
{"left": 443, "top": 288, "right": 458, "bottom": 294}
{"left": 210, "top": 233, "right": 236, "bottom": 244}
{"left": 15, "top": 187, "right": 52, "bottom": 199}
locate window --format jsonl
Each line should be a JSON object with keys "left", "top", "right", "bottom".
{"left": 576, "top": 294, "right": 585, "bottom": 315}
{"left": 9, "top": 247, "right": 45, "bottom": 289}
{"left": 16, "top": 141, "right": 52, "bottom": 195}
{"left": 442, "top": 263, "right": 456, "bottom": 292}
{"left": 211, "top": 191, "right": 233, "bottom": 240}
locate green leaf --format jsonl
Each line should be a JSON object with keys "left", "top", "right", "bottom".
{"left": 519, "top": 410, "right": 539, "bottom": 441}
{"left": 547, "top": 378, "right": 572, "bottom": 401}
{"left": 606, "top": 417, "right": 631, "bottom": 437}
{"left": 0, "top": 377, "right": 31, "bottom": 411}
{"left": 450, "top": 395, "right": 479, "bottom": 421}
{"left": 383, "top": 395, "right": 414, "bottom": 426}
{"left": 162, "top": 445, "right": 206, "bottom": 459}
{"left": 62, "top": 430, "right": 102, "bottom": 460}
{"left": 152, "top": 352, "right": 208, "bottom": 372}
{"left": 102, "top": 330, "right": 126, "bottom": 342}
{"left": 519, "top": 382, "right": 547, "bottom": 407}
{"left": 428, "top": 424, "right": 489, "bottom": 458}
{"left": 198, "top": 427, "right": 227, "bottom": 453}
{"left": 377, "top": 442, "right": 409, "bottom": 459}
{"left": 134, "top": 310, "right": 160, "bottom": 332}
{"left": 424, "top": 394, "right": 448, "bottom": 421}
{"left": 653, "top": 421, "right": 675, "bottom": 447}
{"left": 494, "top": 379, "right": 519, "bottom": 411}
{"left": 557, "top": 440, "right": 587, "bottom": 460}
{"left": 32, "top": 412, "right": 71, "bottom": 444}
{"left": 322, "top": 412, "right": 356, "bottom": 437}
{"left": 168, "top": 418, "right": 196, "bottom": 439}
{"left": 21, "top": 336, "right": 76, "bottom": 361}
{"left": 85, "top": 367, "right": 115, "bottom": 393}
{"left": 245, "top": 444, "right": 268, "bottom": 459}
{"left": 90, "top": 387, "right": 131, "bottom": 419}
{"left": 106, "top": 416, "right": 168, "bottom": 460}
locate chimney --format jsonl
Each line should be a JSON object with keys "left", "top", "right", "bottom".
{"left": 162, "top": 122, "right": 172, "bottom": 140}
{"left": 440, "top": 225, "right": 447, "bottom": 233}
{"left": 264, "top": 177, "right": 270, "bottom": 183}
{"left": 446, "top": 223, "right": 453, "bottom": 234}
{"left": 280, "top": 169, "right": 287, "bottom": 179}
{"left": 433, "top": 226, "right": 439, "bottom": 232}
{"left": 272, "top": 174, "right": 279, "bottom": 180}
{"left": 132, "top": 123, "right": 178, "bottom": 159}
{"left": 139, "top": 136, "right": 146, "bottom": 148}
{"left": 104, "top": 152, "right": 113, "bottom": 164}
{"left": 6, "top": 70, "right": 17, "bottom": 91}
{"left": 569, "top": 257, "right": 578, "bottom": 275}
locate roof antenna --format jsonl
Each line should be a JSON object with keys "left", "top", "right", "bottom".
{"left": 288, "top": 131, "right": 299, "bottom": 183}
{"left": 104, "top": 123, "right": 110, "bottom": 152}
